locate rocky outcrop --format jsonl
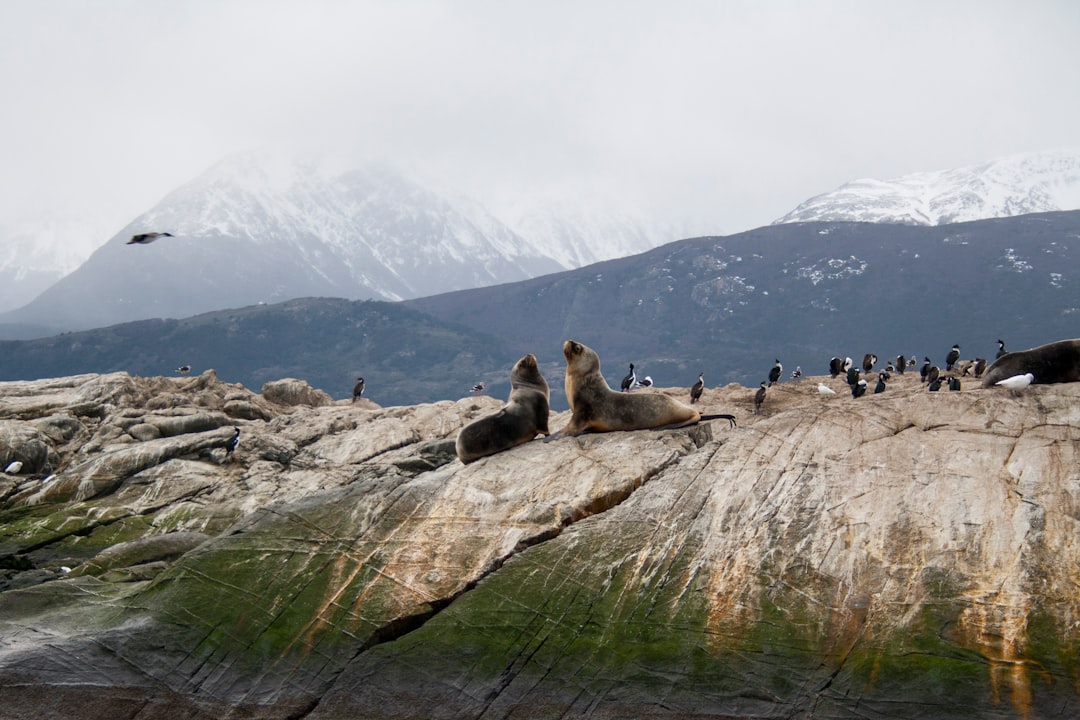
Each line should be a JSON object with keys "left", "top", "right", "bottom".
{"left": 0, "top": 369, "right": 1078, "bottom": 719}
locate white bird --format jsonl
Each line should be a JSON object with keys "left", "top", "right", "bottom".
{"left": 995, "top": 372, "right": 1034, "bottom": 390}
{"left": 4, "top": 460, "right": 23, "bottom": 474}
{"left": 817, "top": 383, "right": 836, "bottom": 395}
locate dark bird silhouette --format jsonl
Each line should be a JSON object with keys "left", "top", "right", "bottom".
{"left": 973, "top": 358, "right": 987, "bottom": 378}
{"left": 874, "top": 372, "right": 887, "bottom": 394}
{"left": 948, "top": 377, "right": 961, "bottom": 391}
{"left": 829, "top": 357, "right": 844, "bottom": 378}
{"left": 996, "top": 339, "right": 1007, "bottom": 359}
{"left": 127, "top": 232, "right": 174, "bottom": 245}
{"left": 352, "top": 377, "right": 365, "bottom": 402}
{"left": 920, "top": 357, "right": 931, "bottom": 382}
{"left": 927, "top": 365, "right": 940, "bottom": 386}
{"left": 690, "top": 373, "right": 704, "bottom": 404}
{"left": 768, "top": 359, "right": 782, "bottom": 386}
{"left": 846, "top": 366, "right": 861, "bottom": 387}
{"left": 176, "top": 365, "right": 191, "bottom": 376}
{"left": 225, "top": 427, "right": 240, "bottom": 455}
{"left": 852, "top": 379, "right": 867, "bottom": 398}
{"left": 895, "top": 354, "right": 906, "bottom": 375}
{"left": 862, "top": 353, "right": 877, "bottom": 373}
{"left": 946, "top": 344, "right": 961, "bottom": 371}
{"left": 754, "top": 381, "right": 767, "bottom": 414}
{"left": 621, "top": 363, "right": 636, "bottom": 392}
{"left": 471, "top": 382, "right": 485, "bottom": 396}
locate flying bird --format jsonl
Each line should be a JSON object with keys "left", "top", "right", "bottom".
{"left": 690, "top": 373, "right": 704, "bottom": 404}
{"left": 995, "top": 372, "right": 1034, "bottom": 390}
{"left": 621, "top": 363, "right": 636, "bottom": 392}
{"left": 127, "top": 232, "right": 174, "bottom": 245}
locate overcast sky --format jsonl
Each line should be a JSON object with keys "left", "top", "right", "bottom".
{"left": 2, "top": 0, "right": 1079, "bottom": 244}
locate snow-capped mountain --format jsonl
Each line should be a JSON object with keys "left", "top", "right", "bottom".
{"left": 774, "top": 149, "right": 1080, "bottom": 226}
{"left": 0, "top": 152, "right": 685, "bottom": 338}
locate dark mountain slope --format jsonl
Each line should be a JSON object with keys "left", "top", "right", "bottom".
{"left": 0, "top": 299, "right": 518, "bottom": 407}
{"left": 407, "top": 211, "right": 1079, "bottom": 393}
{"left": 1, "top": 212, "right": 1075, "bottom": 410}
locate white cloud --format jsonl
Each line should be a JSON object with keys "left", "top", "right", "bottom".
{"left": 1, "top": 0, "right": 1078, "bottom": 245}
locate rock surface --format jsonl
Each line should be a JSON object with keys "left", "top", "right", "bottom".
{"left": 0, "top": 369, "right": 1078, "bottom": 719}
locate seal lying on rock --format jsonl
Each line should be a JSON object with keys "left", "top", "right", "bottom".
{"left": 456, "top": 354, "right": 550, "bottom": 464}
{"left": 981, "top": 338, "right": 1080, "bottom": 388}
{"left": 552, "top": 339, "right": 735, "bottom": 438}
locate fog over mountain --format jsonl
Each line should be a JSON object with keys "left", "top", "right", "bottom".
{"left": 775, "top": 148, "right": 1080, "bottom": 225}
{"left": 0, "top": 152, "right": 689, "bottom": 336}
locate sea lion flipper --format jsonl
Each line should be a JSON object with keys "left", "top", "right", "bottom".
{"left": 701, "top": 413, "right": 737, "bottom": 428}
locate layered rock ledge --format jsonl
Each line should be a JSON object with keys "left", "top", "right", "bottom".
{"left": 1, "top": 369, "right": 1078, "bottom": 719}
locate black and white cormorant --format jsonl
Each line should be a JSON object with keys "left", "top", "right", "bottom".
{"left": 874, "top": 372, "right": 887, "bottom": 394}
{"left": 176, "top": 365, "right": 191, "bottom": 376}
{"left": 690, "top": 373, "right": 704, "bottom": 404}
{"left": 920, "top": 357, "right": 931, "bottom": 382}
{"left": 352, "top": 377, "right": 365, "bottom": 401}
{"left": 996, "top": 339, "right": 1007, "bottom": 359}
{"left": 225, "top": 427, "right": 240, "bottom": 455}
{"left": 768, "top": 359, "right": 782, "bottom": 386}
{"left": 862, "top": 354, "right": 877, "bottom": 373}
{"left": 945, "top": 344, "right": 961, "bottom": 371}
{"left": 621, "top": 363, "right": 636, "bottom": 392}
{"left": 852, "top": 378, "right": 867, "bottom": 398}
{"left": 754, "top": 381, "right": 767, "bottom": 413}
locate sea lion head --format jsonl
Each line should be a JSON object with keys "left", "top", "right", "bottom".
{"left": 563, "top": 340, "right": 599, "bottom": 374}
{"left": 510, "top": 353, "right": 548, "bottom": 395}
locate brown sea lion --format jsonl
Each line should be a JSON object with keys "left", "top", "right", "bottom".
{"left": 981, "top": 338, "right": 1080, "bottom": 387}
{"left": 552, "top": 339, "right": 735, "bottom": 438}
{"left": 456, "top": 354, "right": 550, "bottom": 464}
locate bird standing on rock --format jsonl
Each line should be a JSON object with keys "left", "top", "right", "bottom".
{"left": 225, "top": 427, "right": 240, "bottom": 457}
{"left": 352, "top": 377, "right": 365, "bottom": 401}
{"left": 754, "top": 381, "right": 767, "bottom": 414}
{"left": 768, "top": 359, "right": 782, "bottom": 386}
{"left": 996, "top": 339, "right": 1007, "bottom": 359}
{"left": 690, "top": 373, "right": 704, "bottom": 404}
{"left": 946, "top": 344, "right": 961, "bottom": 371}
{"left": 621, "top": 363, "right": 636, "bottom": 392}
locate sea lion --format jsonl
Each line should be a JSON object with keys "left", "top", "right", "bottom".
{"left": 981, "top": 338, "right": 1080, "bottom": 388}
{"left": 553, "top": 339, "right": 735, "bottom": 438}
{"left": 455, "top": 354, "right": 550, "bottom": 464}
